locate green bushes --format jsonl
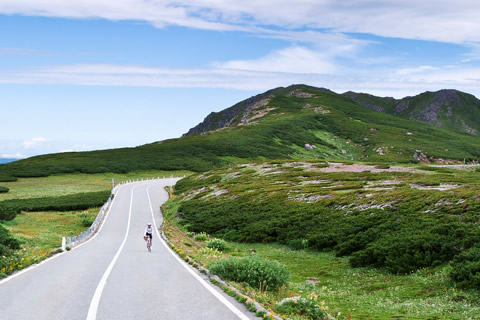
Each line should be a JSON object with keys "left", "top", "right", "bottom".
{"left": 0, "top": 186, "right": 8, "bottom": 193}
{"left": 2, "top": 190, "right": 111, "bottom": 212}
{"left": 287, "top": 239, "right": 308, "bottom": 251}
{"left": 173, "top": 160, "right": 480, "bottom": 292}
{"left": 349, "top": 220, "right": 478, "bottom": 274}
{"left": 0, "top": 224, "right": 19, "bottom": 256}
{"left": 178, "top": 191, "right": 480, "bottom": 276}
{"left": 0, "top": 190, "right": 111, "bottom": 221}
{"left": 78, "top": 213, "right": 95, "bottom": 227}
{"left": 277, "top": 297, "right": 339, "bottom": 320}
{"left": 207, "top": 238, "right": 227, "bottom": 251}
{"left": 0, "top": 175, "right": 16, "bottom": 182}
{"left": 209, "top": 256, "right": 289, "bottom": 291}
{"left": 194, "top": 232, "right": 208, "bottom": 241}
{"left": 0, "top": 205, "right": 20, "bottom": 221}
{"left": 449, "top": 246, "right": 480, "bottom": 289}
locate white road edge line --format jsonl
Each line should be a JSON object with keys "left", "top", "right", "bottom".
{"left": 146, "top": 184, "right": 250, "bottom": 320}
{"left": 0, "top": 184, "right": 123, "bottom": 287}
{"left": 86, "top": 184, "right": 138, "bottom": 320}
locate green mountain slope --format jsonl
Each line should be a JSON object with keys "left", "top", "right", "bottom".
{"left": 344, "top": 89, "right": 480, "bottom": 135}
{"left": 1, "top": 85, "right": 479, "bottom": 178}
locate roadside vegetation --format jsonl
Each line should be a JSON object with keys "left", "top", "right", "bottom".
{"left": 163, "top": 160, "right": 480, "bottom": 319}
{"left": 0, "top": 191, "right": 111, "bottom": 221}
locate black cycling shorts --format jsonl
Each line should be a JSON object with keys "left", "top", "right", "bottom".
{"left": 146, "top": 233, "right": 152, "bottom": 239}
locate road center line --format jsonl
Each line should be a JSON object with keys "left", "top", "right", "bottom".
{"left": 146, "top": 184, "right": 250, "bottom": 320}
{"left": 86, "top": 184, "right": 138, "bottom": 320}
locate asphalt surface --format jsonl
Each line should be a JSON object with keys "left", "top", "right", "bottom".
{"left": 0, "top": 179, "right": 257, "bottom": 320}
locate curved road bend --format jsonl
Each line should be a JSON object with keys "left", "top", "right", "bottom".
{"left": 0, "top": 179, "right": 257, "bottom": 320}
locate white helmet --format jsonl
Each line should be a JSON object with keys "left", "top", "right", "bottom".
{"left": 147, "top": 222, "right": 152, "bottom": 226}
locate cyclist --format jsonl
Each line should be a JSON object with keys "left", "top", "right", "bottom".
{"left": 144, "top": 223, "right": 153, "bottom": 249}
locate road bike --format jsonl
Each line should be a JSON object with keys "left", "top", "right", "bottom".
{"left": 144, "top": 235, "right": 152, "bottom": 252}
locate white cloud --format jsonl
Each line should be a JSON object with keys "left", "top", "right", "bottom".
{"left": 220, "top": 47, "right": 335, "bottom": 74}
{"left": 1, "top": 0, "right": 480, "bottom": 43}
{"left": 1, "top": 63, "right": 480, "bottom": 98}
{"left": 23, "top": 136, "right": 48, "bottom": 149}
{"left": 1, "top": 152, "right": 29, "bottom": 159}
{"left": 396, "top": 66, "right": 437, "bottom": 75}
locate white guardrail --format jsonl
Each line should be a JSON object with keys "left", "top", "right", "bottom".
{"left": 62, "top": 184, "right": 120, "bottom": 250}
{"left": 61, "top": 176, "right": 179, "bottom": 250}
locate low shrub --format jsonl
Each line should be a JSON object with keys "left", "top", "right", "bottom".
{"left": 199, "top": 247, "right": 221, "bottom": 257}
{"left": 256, "top": 310, "right": 267, "bottom": 317}
{"left": 9, "top": 190, "right": 110, "bottom": 212}
{"left": 449, "top": 246, "right": 480, "bottom": 289}
{"left": 194, "top": 232, "right": 208, "bottom": 241}
{"left": 82, "top": 217, "right": 94, "bottom": 227}
{"left": 287, "top": 239, "right": 308, "bottom": 251}
{"left": 0, "top": 205, "right": 20, "bottom": 221}
{"left": 209, "top": 256, "right": 289, "bottom": 291}
{"left": 0, "top": 224, "right": 20, "bottom": 267}
{"left": 207, "top": 238, "right": 227, "bottom": 251}
{"left": 0, "top": 175, "right": 16, "bottom": 182}
{"left": 0, "top": 191, "right": 110, "bottom": 221}
{"left": 277, "top": 297, "right": 340, "bottom": 320}
{"left": 0, "top": 186, "right": 9, "bottom": 193}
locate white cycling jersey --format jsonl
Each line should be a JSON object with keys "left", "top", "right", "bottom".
{"left": 145, "top": 226, "right": 153, "bottom": 235}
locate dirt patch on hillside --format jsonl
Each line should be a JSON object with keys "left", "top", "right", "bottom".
{"left": 410, "top": 183, "right": 459, "bottom": 191}
{"left": 237, "top": 98, "right": 273, "bottom": 125}
{"left": 319, "top": 163, "right": 426, "bottom": 173}
{"left": 242, "top": 107, "right": 276, "bottom": 124}
{"left": 304, "top": 103, "right": 330, "bottom": 114}
{"left": 287, "top": 89, "right": 315, "bottom": 98}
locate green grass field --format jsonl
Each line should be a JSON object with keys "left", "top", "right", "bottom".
{"left": 0, "top": 170, "right": 191, "bottom": 201}
{"left": 2, "top": 208, "right": 100, "bottom": 250}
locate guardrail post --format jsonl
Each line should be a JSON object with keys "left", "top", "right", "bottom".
{"left": 62, "top": 237, "right": 66, "bottom": 251}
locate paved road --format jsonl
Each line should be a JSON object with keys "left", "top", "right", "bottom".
{"left": 0, "top": 179, "right": 256, "bottom": 320}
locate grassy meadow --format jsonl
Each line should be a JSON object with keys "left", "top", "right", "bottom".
{"left": 162, "top": 218, "right": 480, "bottom": 319}
{"left": 0, "top": 170, "right": 191, "bottom": 201}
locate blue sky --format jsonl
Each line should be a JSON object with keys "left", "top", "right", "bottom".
{"left": 1, "top": 1, "right": 479, "bottom": 158}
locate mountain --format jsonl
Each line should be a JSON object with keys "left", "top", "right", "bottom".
{"left": 0, "top": 158, "right": 19, "bottom": 164}
{"left": 186, "top": 86, "right": 480, "bottom": 137}
{"left": 184, "top": 87, "right": 281, "bottom": 136}
{"left": 343, "top": 89, "right": 480, "bottom": 135}
{"left": 185, "top": 85, "right": 334, "bottom": 135}
{"left": 1, "top": 84, "right": 479, "bottom": 179}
